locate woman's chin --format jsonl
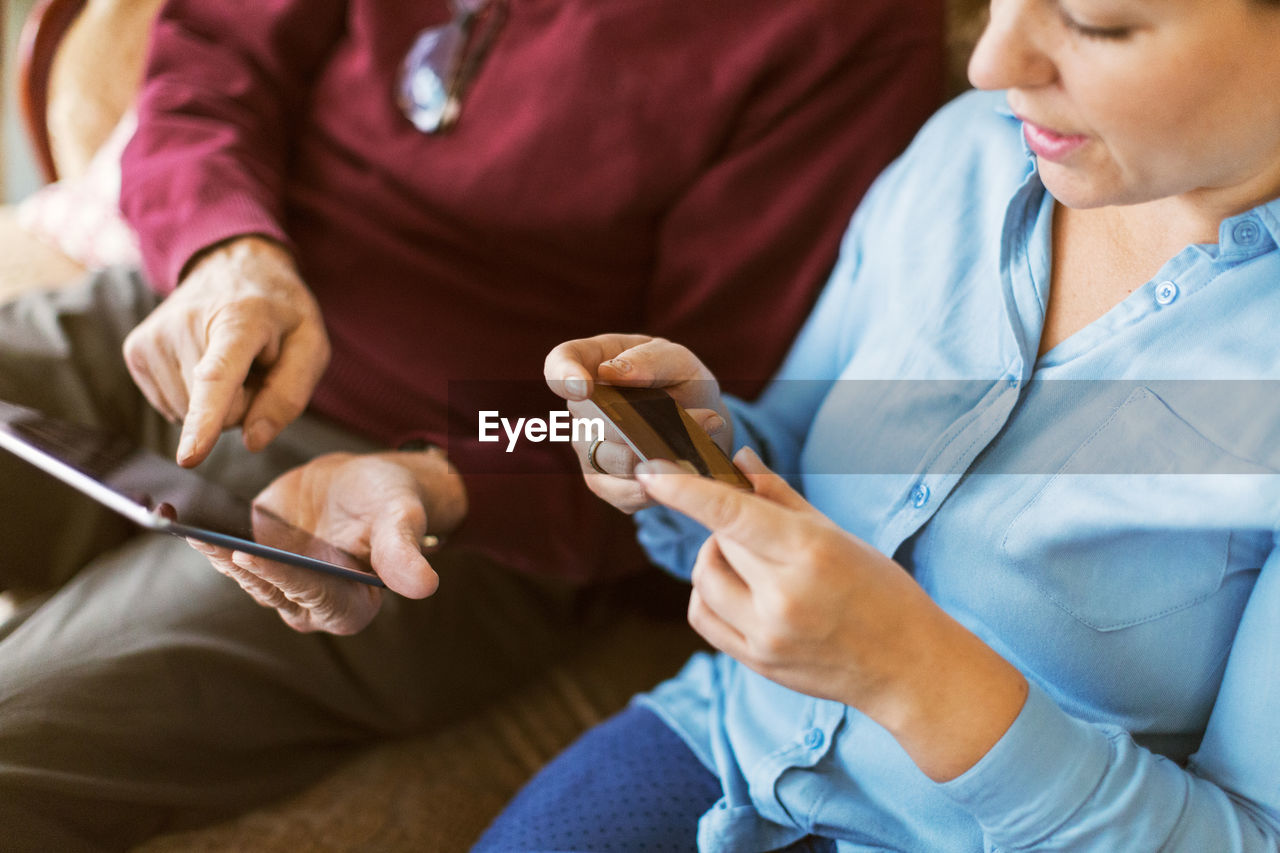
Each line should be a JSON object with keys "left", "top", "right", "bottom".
{"left": 1039, "top": 163, "right": 1130, "bottom": 210}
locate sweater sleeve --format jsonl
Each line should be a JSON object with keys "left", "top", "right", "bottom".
{"left": 120, "top": 0, "right": 348, "bottom": 292}
{"left": 939, "top": 542, "right": 1280, "bottom": 851}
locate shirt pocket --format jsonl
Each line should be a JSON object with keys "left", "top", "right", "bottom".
{"left": 1000, "top": 386, "right": 1273, "bottom": 632}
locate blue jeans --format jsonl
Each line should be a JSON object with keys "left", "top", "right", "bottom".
{"left": 474, "top": 703, "right": 837, "bottom": 852}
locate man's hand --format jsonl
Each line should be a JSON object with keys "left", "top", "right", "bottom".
{"left": 123, "top": 236, "right": 331, "bottom": 467}
{"left": 190, "top": 449, "right": 467, "bottom": 635}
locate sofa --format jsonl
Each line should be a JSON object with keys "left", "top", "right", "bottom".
{"left": 0, "top": 0, "right": 987, "bottom": 849}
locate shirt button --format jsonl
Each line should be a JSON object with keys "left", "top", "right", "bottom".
{"left": 1155, "top": 281, "right": 1179, "bottom": 306}
{"left": 910, "top": 482, "right": 930, "bottom": 508}
{"left": 803, "top": 728, "right": 825, "bottom": 750}
{"left": 1232, "top": 219, "right": 1261, "bottom": 246}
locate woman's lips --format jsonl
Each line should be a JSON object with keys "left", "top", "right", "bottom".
{"left": 1020, "top": 118, "right": 1089, "bottom": 162}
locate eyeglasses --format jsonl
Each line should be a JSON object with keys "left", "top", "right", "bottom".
{"left": 397, "top": 0, "right": 509, "bottom": 134}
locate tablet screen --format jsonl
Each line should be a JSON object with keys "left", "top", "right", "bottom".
{"left": 0, "top": 400, "right": 383, "bottom": 587}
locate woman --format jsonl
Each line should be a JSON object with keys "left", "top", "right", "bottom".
{"left": 478, "top": 0, "right": 1280, "bottom": 849}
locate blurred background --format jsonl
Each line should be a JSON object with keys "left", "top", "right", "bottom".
{"left": 3, "top": 0, "right": 42, "bottom": 203}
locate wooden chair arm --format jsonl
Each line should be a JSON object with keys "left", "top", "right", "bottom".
{"left": 18, "top": 0, "right": 89, "bottom": 184}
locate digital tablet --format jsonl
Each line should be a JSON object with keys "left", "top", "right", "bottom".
{"left": 585, "top": 385, "right": 752, "bottom": 490}
{"left": 0, "top": 400, "right": 384, "bottom": 587}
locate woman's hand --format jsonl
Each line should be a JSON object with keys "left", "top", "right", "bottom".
{"left": 637, "top": 448, "right": 1029, "bottom": 782}
{"left": 190, "top": 449, "right": 467, "bottom": 635}
{"left": 544, "top": 334, "right": 732, "bottom": 513}
{"left": 123, "top": 236, "right": 331, "bottom": 467}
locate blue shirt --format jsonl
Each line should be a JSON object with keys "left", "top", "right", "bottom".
{"left": 635, "top": 90, "right": 1280, "bottom": 852}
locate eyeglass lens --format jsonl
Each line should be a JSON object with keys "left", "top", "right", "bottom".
{"left": 398, "top": 0, "right": 501, "bottom": 134}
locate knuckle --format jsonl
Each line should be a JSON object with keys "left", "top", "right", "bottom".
{"left": 312, "top": 334, "right": 332, "bottom": 367}
{"left": 248, "top": 584, "right": 287, "bottom": 610}
{"left": 608, "top": 483, "right": 650, "bottom": 514}
{"left": 121, "top": 330, "right": 144, "bottom": 359}
{"left": 747, "top": 626, "right": 788, "bottom": 664}
{"left": 615, "top": 450, "right": 640, "bottom": 477}
{"left": 689, "top": 556, "right": 704, "bottom": 586}
{"left": 281, "top": 611, "right": 320, "bottom": 634}
{"left": 258, "top": 384, "right": 310, "bottom": 420}
{"left": 686, "top": 591, "right": 709, "bottom": 632}
{"left": 758, "top": 588, "right": 802, "bottom": 631}
{"left": 703, "top": 490, "right": 741, "bottom": 532}
{"left": 692, "top": 540, "right": 718, "bottom": 577}
{"left": 385, "top": 503, "right": 428, "bottom": 540}
{"left": 122, "top": 336, "right": 156, "bottom": 372}
{"left": 324, "top": 616, "right": 363, "bottom": 637}
{"left": 277, "top": 383, "right": 314, "bottom": 415}
{"left": 285, "top": 583, "right": 331, "bottom": 612}
{"left": 542, "top": 343, "right": 577, "bottom": 376}
{"left": 802, "top": 535, "right": 844, "bottom": 578}
{"left": 192, "top": 351, "right": 238, "bottom": 383}
{"left": 208, "top": 313, "right": 269, "bottom": 351}
{"left": 639, "top": 335, "right": 671, "bottom": 348}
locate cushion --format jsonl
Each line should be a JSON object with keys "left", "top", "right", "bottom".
{"left": 15, "top": 111, "right": 141, "bottom": 272}
{"left": 0, "top": 207, "right": 87, "bottom": 302}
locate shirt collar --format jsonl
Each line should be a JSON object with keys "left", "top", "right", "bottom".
{"left": 991, "top": 92, "right": 1037, "bottom": 167}
{"left": 1244, "top": 197, "right": 1280, "bottom": 255}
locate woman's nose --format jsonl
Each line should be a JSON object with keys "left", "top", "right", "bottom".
{"left": 967, "top": 0, "right": 1058, "bottom": 92}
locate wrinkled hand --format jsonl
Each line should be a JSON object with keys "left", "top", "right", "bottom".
{"left": 191, "top": 449, "right": 467, "bottom": 635}
{"left": 123, "top": 236, "right": 331, "bottom": 467}
{"left": 544, "top": 334, "right": 731, "bottom": 513}
{"left": 637, "top": 448, "right": 1028, "bottom": 782}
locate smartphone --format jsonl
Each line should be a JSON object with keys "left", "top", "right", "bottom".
{"left": 585, "top": 385, "right": 752, "bottom": 490}
{"left": 0, "top": 400, "right": 384, "bottom": 587}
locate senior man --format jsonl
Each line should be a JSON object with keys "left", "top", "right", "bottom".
{"left": 0, "top": 0, "right": 943, "bottom": 849}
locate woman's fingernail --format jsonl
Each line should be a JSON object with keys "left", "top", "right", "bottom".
{"left": 704, "top": 414, "right": 725, "bottom": 434}
{"left": 564, "top": 376, "right": 588, "bottom": 398}
{"left": 637, "top": 459, "right": 682, "bottom": 480}
{"left": 604, "top": 358, "right": 632, "bottom": 375}
{"left": 177, "top": 433, "right": 198, "bottom": 464}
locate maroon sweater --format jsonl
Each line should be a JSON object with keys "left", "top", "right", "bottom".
{"left": 121, "top": 0, "right": 943, "bottom": 581}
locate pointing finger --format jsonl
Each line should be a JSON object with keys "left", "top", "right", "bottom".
{"left": 179, "top": 323, "right": 266, "bottom": 466}
{"left": 636, "top": 458, "right": 803, "bottom": 567}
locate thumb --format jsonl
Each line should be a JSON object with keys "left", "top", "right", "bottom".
{"left": 368, "top": 507, "right": 439, "bottom": 599}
